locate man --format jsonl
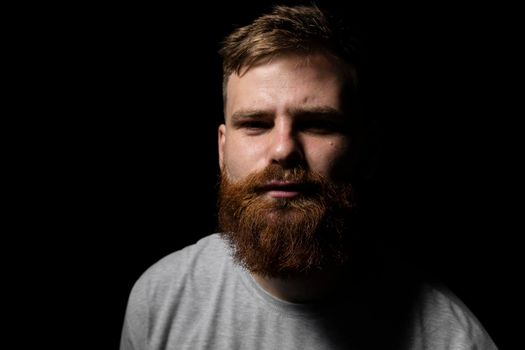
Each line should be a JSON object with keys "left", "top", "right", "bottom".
{"left": 120, "top": 5, "right": 497, "bottom": 349}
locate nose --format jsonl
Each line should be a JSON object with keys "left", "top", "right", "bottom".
{"left": 269, "top": 119, "right": 304, "bottom": 168}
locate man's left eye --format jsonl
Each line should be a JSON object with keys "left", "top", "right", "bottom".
{"left": 299, "top": 120, "right": 341, "bottom": 134}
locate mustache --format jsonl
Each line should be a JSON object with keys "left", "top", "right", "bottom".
{"left": 228, "top": 164, "right": 324, "bottom": 195}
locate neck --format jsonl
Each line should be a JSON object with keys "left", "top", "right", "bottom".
{"left": 252, "top": 268, "right": 348, "bottom": 303}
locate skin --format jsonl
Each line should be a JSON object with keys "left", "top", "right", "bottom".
{"left": 219, "top": 53, "right": 354, "bottom": 185}
{"left": 218, "top": 53, "right": 355, "bottom": 302}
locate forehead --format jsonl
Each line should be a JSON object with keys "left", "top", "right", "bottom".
{"left": 225, "top": 54, "right": 347, "bottom": 119}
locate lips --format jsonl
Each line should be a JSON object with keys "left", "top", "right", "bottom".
{"left": 260, "top": 180, "right": 303, "bottom": 189}
{"left": 258, "top": 180, "right": 306, "bottom": 198}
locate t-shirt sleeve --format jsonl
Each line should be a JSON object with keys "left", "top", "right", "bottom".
{"left": 414, "top": 284, "right": 499, "bottom": 350}
{"left": 118, "top": 234, "right": 232, "bottom": 350}
{"left": 120, "top": 274, "right": 150, "bottom": 350}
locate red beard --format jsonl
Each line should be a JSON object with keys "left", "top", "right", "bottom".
{"left": 218, "top": 164, "right": 357, "bottom": 278}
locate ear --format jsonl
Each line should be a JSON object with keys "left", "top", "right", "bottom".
{"left": 218, "top": 124, "right": 226, "bottom": 170}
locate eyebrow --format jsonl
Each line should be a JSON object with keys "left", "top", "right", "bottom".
{"left": 229, "top": 106, "right": 344, "bottom": 122}
{"left": 230, "top": 109, "right": 274, "bottom": 122}
{"left": 287, "top": 106, "right": 344, "bottom": 120}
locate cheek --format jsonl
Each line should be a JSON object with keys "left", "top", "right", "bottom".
{"left": 309, "top": 139, "right": 353, "bottom": 179}
{"left": 223, "top": 139, "right": 263, "bottom": 179}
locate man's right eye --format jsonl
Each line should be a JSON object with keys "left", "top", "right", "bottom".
{"left": 239, "top": 121, "right": 272, "bottom": 131}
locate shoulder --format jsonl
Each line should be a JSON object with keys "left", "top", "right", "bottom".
{"left": 132, "top": 233, "right": 230, "bottom": 296}
{"left": 123, "top": 233, "right": 234, "bottom": 325}
{"left": 121, "top": 234, "right": 232, "bottom": 349}
{"left": 419, "top": 283, "right": 483, "bottom": 331}
{"left": 412, "top": 283, "right": 498, "bottom": 349}
{"left": 145, "top": 234, "right": 228, "bottom": 275}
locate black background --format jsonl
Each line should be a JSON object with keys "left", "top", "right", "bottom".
{"left": 15, "top": 1, "right": 519, "bottom": 348}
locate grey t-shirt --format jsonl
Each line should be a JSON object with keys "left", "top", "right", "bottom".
{"left": 120, "top": 234, "right": 498, "bottom": 350}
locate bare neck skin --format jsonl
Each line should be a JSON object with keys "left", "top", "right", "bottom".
{"left": 252, "top": 269, "right": 346, "bottom": 304}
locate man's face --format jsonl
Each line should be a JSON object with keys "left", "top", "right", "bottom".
{"left": 217, "top": 54, "right": 359, "bottom": 277}
{"left": 219, "top": 53, "right": 353, "bottom": 186}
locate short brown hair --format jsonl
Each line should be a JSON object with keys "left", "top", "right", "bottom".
{"left": 219, "top": 4, "right": 359, "bottom": 102}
